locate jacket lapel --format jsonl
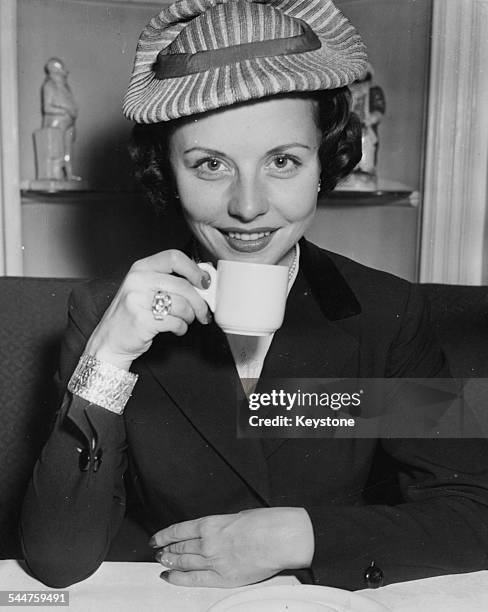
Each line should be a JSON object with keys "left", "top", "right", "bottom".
{"left": 257, "top": 240, "right": 362, "bottom": 454}
{"left": 259, "top": 240, "right": 362, "bottom": 383}
{"left": 259, "top": 273, "right": 360, "bottom": 380}
{"left": 143, "top": 240, "right": 362, "bottom": 502}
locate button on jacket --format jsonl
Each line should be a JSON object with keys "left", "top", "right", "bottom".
{"left": 20, "top": 241, "right": 488, "bottom": 589}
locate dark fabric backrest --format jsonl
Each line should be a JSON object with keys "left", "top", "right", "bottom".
{"left": 364, "top": 283, "right": 488, "bottom": 507}
{"left": 0, "top": 278, "right": 486, "bottom": 558}
{"left": 0, "top": 277, "right": 85, "bottom": 558}
{"left": 419, "top": 284, "right": 488, "bottom": 378}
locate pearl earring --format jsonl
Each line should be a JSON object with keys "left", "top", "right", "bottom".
{"left": 317, "top": 180, "right": 322, "bottom": 193}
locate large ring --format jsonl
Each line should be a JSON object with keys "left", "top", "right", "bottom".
{"left": 152, "top": 290, "right": 172, "bottom": 320}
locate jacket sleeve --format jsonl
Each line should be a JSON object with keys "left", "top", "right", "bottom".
{"left": 20, "top": 283, "right": 128, "bottom": 588}
{"left": 305, "top": 285, "right": 488, "bottom": 590}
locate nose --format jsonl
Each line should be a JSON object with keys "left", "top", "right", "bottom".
{"left": 227, "top": 175, "right": 269, "bottom": 222}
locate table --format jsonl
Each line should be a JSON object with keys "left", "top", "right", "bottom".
{"left": 1, "top": 560, "right": 488, "bottom": 611}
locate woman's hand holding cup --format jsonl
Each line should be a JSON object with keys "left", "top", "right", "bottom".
{"left": 85, "top": 250, "right": 211, "bottom": 371}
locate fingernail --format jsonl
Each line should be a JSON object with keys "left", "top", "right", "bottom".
{"left": 148, "top": 537, "right": 157, "bottom": 548}
{"left": 160, "top": 571, "right": 170, "bottom": 581}
{"left": 201, "top": 273, "right": 211, "bottom": 289}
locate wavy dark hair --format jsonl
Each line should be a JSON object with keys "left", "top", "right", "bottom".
{"left": 128, "top": 87, "right": 361, "bottom": 213}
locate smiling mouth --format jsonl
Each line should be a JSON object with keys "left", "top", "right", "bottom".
{"left": 219, "top": 229, "right": 276, "bottom": 252}
{"left": 227, "top": 230, "right": 271, "bottom": 240}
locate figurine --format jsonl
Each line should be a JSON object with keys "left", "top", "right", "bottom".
{"left": 341, "top": 63, "right": 386, "bottom": 191}
{"left": 27, "top": 58, "right": 86, "bottom": 191}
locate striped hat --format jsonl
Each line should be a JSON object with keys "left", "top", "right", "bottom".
{"left": 123, "top": 0, "right": 368, "bottom": 123}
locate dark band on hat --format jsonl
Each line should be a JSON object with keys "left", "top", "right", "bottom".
{"left": 154, "top": 20, "right": 321, "bottom": 79}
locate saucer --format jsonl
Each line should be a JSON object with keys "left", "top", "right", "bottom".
{"left": 208, "top": 584, "right": 390, "bottom": 611}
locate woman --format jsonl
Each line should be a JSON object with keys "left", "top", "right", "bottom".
{"left": 21, "top": 0, "right": 488, "bottom": 592}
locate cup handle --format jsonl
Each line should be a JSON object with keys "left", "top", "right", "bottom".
{"left": 195, "top": 262, "right": 218, "bottom": 312}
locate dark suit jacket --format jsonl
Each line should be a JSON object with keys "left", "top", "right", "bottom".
{"left": 20, "top": 241, "right": 488, "bottom": 589}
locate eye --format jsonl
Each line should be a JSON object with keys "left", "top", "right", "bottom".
{"left": 203, "top": 159, "right": 223, "bottom": 171}
{"left": 192, "top": 157, "right": 229, "bottom": 179}
{"left": 274, "top": 156, "right": 290, "bottom": 168}
{"left": 267, "top": 154, "right": 302, "bottom": 176}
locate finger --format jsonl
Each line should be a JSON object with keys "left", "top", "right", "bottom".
{"left": 125, "top": 275, "right": 208, "bottom": 327}
{"left": 149, "top": 518, "right": 203, "bottom": 548}
{"left": 125, "top": 265, "right": 210, "bottom": 326}
{"left": 163, "top": 539, "right": 203, "bottom": 555}
{"left": 161, "top": 570, "right": 218, "bottom": 588}
{"left": 134, "top": 250, "right": 210, "bottom": 290}
{"left": 156, "top": 551, "right": 210, "bottom": 571}
{"left": 153, "top": 314, "right": 189, "bottom": 337}
{"left": 148, "top": 291, "right": 195, "bottom": 326}
{"left": 149, "top": 275, "right": 210, "bottom": 325}
{"left": 120, "top": 281, "right": 195, "bottom": 325}
{"left": 130, "top": 296, "right": 195, "bottom": 339}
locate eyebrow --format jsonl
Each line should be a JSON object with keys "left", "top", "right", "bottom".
{"left": 183, "top": 143, "right": 312, "bottom": 156}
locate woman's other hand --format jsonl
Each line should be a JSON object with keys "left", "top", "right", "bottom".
{"left": 85, "top": 250, "right": 211, "bottom": 371}
{"left": 150, "top": 507, "right": 315, "bottom": 587}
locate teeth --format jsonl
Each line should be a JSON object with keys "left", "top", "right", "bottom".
{"left": 227, "top": 231, "right": 271, "bottom": 241}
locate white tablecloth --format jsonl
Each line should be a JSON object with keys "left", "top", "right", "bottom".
{"left": 1, "top": 560, "right": 488, "bottom": 612}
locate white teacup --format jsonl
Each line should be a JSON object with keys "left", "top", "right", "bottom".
{"left": 196, "top": 260, "right": 289, "bottom": 336}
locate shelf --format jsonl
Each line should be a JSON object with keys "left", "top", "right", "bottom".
{"left": 319, "top": 190, "right": 419, "bottom": 208}
{"left": 21, "top": 188, "right": 420, "bottom": 209}
{"left": 21, "top": 190, "right": 140, "bottom": 204}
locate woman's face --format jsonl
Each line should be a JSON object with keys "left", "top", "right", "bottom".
{"left": 169, "top": 96, "right": 322, "bottom": 266}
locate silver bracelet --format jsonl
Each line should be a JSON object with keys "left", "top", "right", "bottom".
{"left": 68, "top": 352, "right": 138, "bottom": 415}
